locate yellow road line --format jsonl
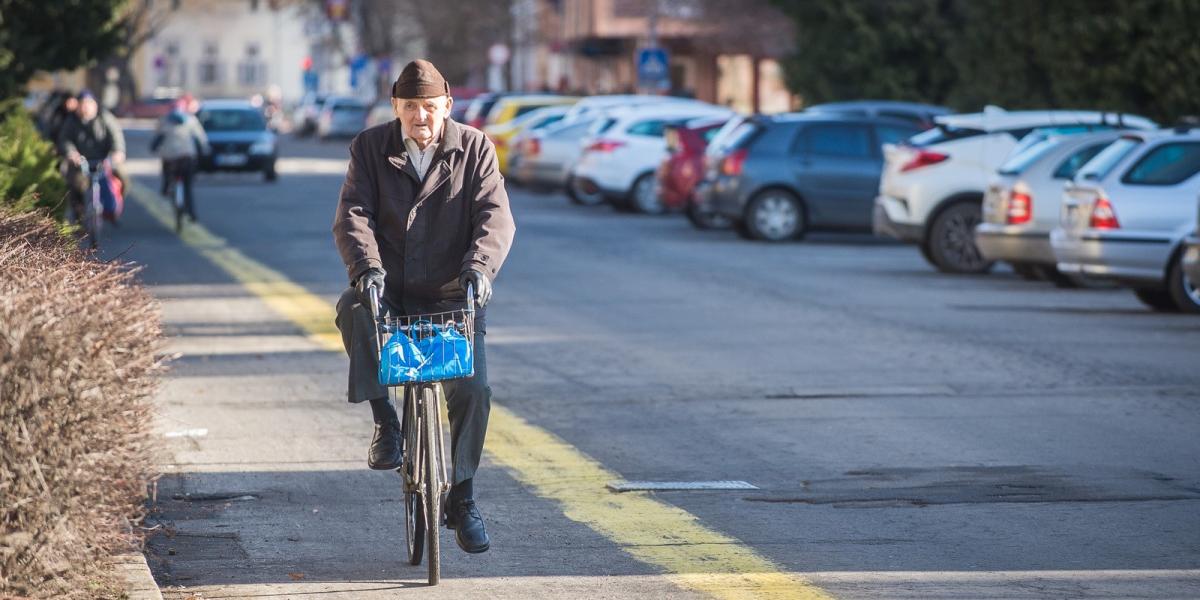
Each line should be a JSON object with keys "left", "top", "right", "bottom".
{"left": 129, "top": 183, "right": 834, "bottom": 600}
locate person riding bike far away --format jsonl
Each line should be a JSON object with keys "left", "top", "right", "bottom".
{"left": 57, "top": 90, "right": 127, "bottom": 217}
{"left": 152, "top": 96, "right": 211, "bottom": 222}
{"left": 333, "top": 59, "right": 515, "bottom": 555}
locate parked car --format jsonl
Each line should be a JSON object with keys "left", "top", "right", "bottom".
{"left": 1184, "top": 198, "right": 1200, "bottom": 288}
{"left": 317, "top": 97, "right": 370, "bottom": 139}
{"left": 1051, "top": 128, "right": 1200, "bottom": 313}
{"left": 292, "top": 92, "right": 329, "bottom": 136}
{"left": 196, "top": 99, "right": 277, "bottom": 181}
{"left": 572, "top": 103, "right": 734, "bottom": 213}
{"left": 483, "top": 94, "right": 576, "bottom": 129}
{"left": 365, "top": 100, "right": 394, "bottom": 129}
{"left": 975, "top": 129, "right": 1131, "bottom": 283}
{"left": 695, "top": 112, "right": 923, "bottom": 241}
{"left": 874, "top": 108, "right": 1157, "bottom": 273}
{"left": 484, "top": 104, "right": 572, "bottom": 175}
{"left": 558, "top": 94, "right": 705, "bottom": 126}
{"left": 658, "top": 116, "right": 728, "bottom": 216}
{"left": 805, "top": 100, "right": 952, "bottom": 130}
{"left": 509, "top": 117, "right": 597, "bottom": 194}
{"left": 462, "top": 92, "right": 517, "bottom": 129}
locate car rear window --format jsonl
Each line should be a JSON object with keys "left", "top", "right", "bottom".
{"left": 1122, "top": 142, "right": 1200, "bottom": 185}
{"left": 998, "top": 138, "right": 1062, "bottom": 176}
{"left": 706, "top": 119, "right": 761, "bottom": 157}
{"left": 199, "top": 109, "right": 265, "bottom": 131}
{"left": 876, "top": 123, "right": 921, "bottom": 146}
{"left": 1052, "top": 142, "right": 1110, "bottom": 179}
{"left": 908, "top": 124, "right": 987, "bottom": 147}
{"left": 1078, "top": 137, "right": 1141, "bottom": 181}
{"left": 627, "top": 119, "right": 668, "bottom": 137}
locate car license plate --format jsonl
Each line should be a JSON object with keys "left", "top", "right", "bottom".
{"left": 215, "top": 153, "right": 248, "bottom": 167}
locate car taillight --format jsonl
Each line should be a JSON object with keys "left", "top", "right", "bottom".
{"left": 720, "top": 148, "right": 748, "bottom": 176}
{"left": 900, "top": 149, "right": 949, "bottom": 172}
{"left": 526, "top": 138, "right": 540, "bottom": 156}
{"left": 1006, "top": 191, "right": 1032, "bottom": 225}
{"left": 493, "top": 137, "right": 506, "bottom": 148}
{"left": 1089, "top": 197, "right": 1120, "bottom": 229}
{"left": 585, "top": 139, "right": 624, "bottom": 153}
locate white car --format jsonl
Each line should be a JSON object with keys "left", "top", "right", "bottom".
{"left": 874, "top": 108, "right": 1156, "bottom": 273}
{"left": 571, "top": 103, "right": 733, "bottom": 213}
{"left": 975, "top": 129, "right": 1132, "bottom": 282}
{"left": 510, "top": 117, "right": 596, "bottom": 193}
{"left": 559, "top": 94, "right": 706, "bottom": 126}
{"left": 1052, "top": 128, "right": 1200, "bottom": 313}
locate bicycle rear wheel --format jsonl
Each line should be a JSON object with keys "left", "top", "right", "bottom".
{"left": 422, "top": 385, "right": 442, "bottom": 585}
{"left": 402, "top": 387, "right": 424, "bottom": 566}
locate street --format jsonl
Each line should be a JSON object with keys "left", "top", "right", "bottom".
{"left": 105, "top": 124, "right": 1200, "bottom": 599}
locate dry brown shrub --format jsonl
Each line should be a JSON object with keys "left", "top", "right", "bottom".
{"left": 0, "top": 210, "right": 163, "bottom": 598}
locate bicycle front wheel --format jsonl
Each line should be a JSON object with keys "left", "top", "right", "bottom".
{"left": 422, "top": 385, "right": 442, "bottom": 585}
{"left": 403, "top": 387, "right": 424, "bottom": 566}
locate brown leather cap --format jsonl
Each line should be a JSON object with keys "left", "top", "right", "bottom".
{"left": 391, "top": 59, "right": 450, "bottom": 99}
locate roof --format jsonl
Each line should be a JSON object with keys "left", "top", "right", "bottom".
{"left": 198, "top": 99, "right": 259, "bottom": 110}
{"left": 935, "top": 109, "right": 1157, "bottom": 132}
{"left": 603, "top": 103, "right": 732, "bottom": 123}
{"left": 807, "top": 100, "right": 953, "bottom": 114}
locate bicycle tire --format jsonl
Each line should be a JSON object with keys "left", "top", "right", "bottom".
{"left": 173, "top": 179, "right": 185, "bottom": 233}
{"left": 403, "top": 387, "right": 424, "bottom": 566}
{"left": 85, "top": 188, "right": 102, "bottom": 249}
{"left": 422, "top": 385, "right": 441, "bottom": 585}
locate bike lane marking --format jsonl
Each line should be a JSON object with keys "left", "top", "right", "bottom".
{"left": 129, "top": 185, "right": 834, "bottom": 600}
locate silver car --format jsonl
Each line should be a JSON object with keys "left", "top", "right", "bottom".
{"left": 1051, "top": 129, "right": 1200, "bottom": 313}
{"left": 1183, "top": 198, "right": 1199, "bottom": 286}
{"left": 509, "top": 118, "right": 595, "bottom": 196}
{"left": 976, "top": 130, "right": 1129, "bottom": 282}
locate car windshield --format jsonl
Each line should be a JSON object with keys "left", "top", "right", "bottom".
{"left": 1078, "top": 137, "right": 1141, "bottom": 181}
{"left": 998, "top": 138, "right": 1062, "bottom": 176}
{"left": 199, "top": 109, "right": 266, "bottom": 131}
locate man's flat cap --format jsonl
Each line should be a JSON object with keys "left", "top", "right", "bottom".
{"left": 392, "top": 59, "right": 450, "bottom": 99}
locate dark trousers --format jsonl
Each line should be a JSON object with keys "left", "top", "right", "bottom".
{"left": 335, "top": 288, "right": 490, "bottom": 484}
{"left": 161, "top": 157, "right": 197, "bottom": 218}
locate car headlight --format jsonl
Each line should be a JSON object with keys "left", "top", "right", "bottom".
{"left": 249, "top": 138, "right": 275, "bottom": 155}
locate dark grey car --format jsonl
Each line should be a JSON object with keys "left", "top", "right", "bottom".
{"left": 697, "top": 113, "right": 922, "bottom": 241}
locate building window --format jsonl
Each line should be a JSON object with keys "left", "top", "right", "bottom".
{"left": 237, "top": 42, "right": 267, "bottom": 87}
{"left": 199, "top": 41, "right": 222, "bottom": 85}
{"left": 250, "top": 0, "right": 259, "bottom": 10}
{"left": 171, "top": 0, "right": 181, "bottom": 9}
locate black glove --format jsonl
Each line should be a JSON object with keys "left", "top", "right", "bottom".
{"left": 355, "top": 267, "right": 386, "bottom": 302}
{"left": 459, "top": 269, "right": 492, "bottom": 308}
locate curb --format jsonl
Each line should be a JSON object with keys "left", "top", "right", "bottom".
{"left": 114, "top": 552, "right": 163, "bottom": 600}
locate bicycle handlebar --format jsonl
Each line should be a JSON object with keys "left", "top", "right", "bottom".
{"left": 367, "top": 282, "right": 475, "bottom": 320}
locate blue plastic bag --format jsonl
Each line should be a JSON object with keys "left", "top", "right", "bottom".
{"left": 415, "top": 323, "right": 474, "bottom": 382}
{"left": 378, "top": 329, "right": 424, "bottom": 385}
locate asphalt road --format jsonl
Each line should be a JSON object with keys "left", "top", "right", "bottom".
{"left": 104, "top": 123, "right": 1200, "bottom": 599}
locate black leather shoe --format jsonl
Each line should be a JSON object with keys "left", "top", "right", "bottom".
{"left": 444, "top": 499, "right": 490, "bottom": 553}
{"left": 367, "top": 420, "right": 402, "bottom": 470}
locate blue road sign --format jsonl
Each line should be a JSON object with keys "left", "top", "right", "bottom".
{"left": 637, "top": 47, "right": 670, "bottom": 90}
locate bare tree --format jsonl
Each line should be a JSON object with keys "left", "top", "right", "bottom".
{"left": 86, "top": 0, "right": 174, "bottom": 109}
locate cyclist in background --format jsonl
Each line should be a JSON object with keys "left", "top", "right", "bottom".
{"left": 151, "top": 95, "right": 210, "bottom": 222}
{"left": 57, "top": 90, "right": 126, "bottom": 222}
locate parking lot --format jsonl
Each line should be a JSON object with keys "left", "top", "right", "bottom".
{"left": 106, "top": 129, "right": 1200, "bottom": 599}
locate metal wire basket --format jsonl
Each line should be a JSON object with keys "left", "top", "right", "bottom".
{"left": 369, "top": 287, "right": 476, "bottom": 385}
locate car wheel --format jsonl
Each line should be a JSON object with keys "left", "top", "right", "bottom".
{"left": 1134, "top": 287, "right": 1180, "bottom": 312}
{"left": 743, "top": 189, "right": 805, "bottom": 242}
{"left": 629, "top": 173, "right": 665, "bottom": 215}
{"left": 263, "top": 164, "right": 278, "bottom": 182}
{"left": 686, "top": 202, "right": 732, "bottom": 230}
{"left": 566, "top": 176, "right": 605, "bottom": 206}
{"left": 1166, "top": 254, "right": 1200, "bottom": 314}
{"left": 927, "top": 201, "right": 994, "bottom": 274}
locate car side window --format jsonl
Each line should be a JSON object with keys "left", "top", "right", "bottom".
{"left": 1052, "top": 142, "right": 1109, "bottom": 179}
{"left": 876, "top": 124, "right": 921, "bottom": 146}
{"left": 1122, "top": 142, "right": 1200, "bottom": 185}
{"left": 627, "top": 120, "right": 667, "bottom": 137}
{"left": 800, "top": 123, "right": 872, "bottom": 158}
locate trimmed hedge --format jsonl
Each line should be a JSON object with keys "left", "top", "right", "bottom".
{"left": 0, "top": 104, "right": 69, "bottom": 223}
{"left": 0, "top": 210, "right": 163, "bottom": 598}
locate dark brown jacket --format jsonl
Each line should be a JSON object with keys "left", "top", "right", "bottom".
{"left": 333, "top": 118, "right": 515, "bottom": 316}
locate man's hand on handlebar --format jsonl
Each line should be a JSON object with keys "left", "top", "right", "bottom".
{"left": 356, "top": 267, "right": 386, "bottom": 302}
{"left": 459, "top": 269, "right": 491, "bottom": 308}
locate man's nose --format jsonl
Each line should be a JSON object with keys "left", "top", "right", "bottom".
{"left": 416, "top": 107, "right": 430, "bottom": 121}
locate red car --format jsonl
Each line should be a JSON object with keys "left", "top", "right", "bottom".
{"left": 658, "top": 116, "right": 727, "bottom": 212}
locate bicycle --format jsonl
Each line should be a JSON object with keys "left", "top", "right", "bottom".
{"left": 367, "top": 284, "right": 475, "bottom": 586}
{"left": 75, "top": 157, "right": 106, "bottom": 249}
{"left": 163, "top": 158, "right": 189, "bottom": 233}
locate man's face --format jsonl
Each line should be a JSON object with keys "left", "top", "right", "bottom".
{"left": 78, "top": 97, "right": 98, "bottom": 121}
{"left": 393, "top": 95, "right": 452, "bottom": 147}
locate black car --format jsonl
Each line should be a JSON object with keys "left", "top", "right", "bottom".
{"left": 197, "top": 100, "right": 278, "bottom": 182}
